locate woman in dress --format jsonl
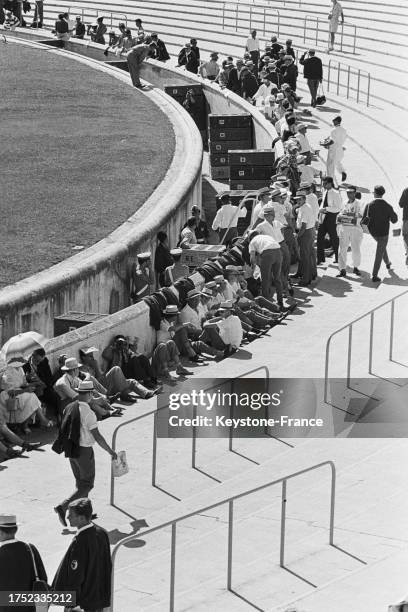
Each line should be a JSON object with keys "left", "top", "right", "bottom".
{"left": 0, "top": 358, "right": 53, "bottom": 434}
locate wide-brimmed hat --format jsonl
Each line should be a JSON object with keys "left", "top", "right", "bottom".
{"left": 170, "top": 248, "right": 183, "bottom": 256}
{"left": 219, "top": 301, "right": 234, "bottom": 310}
{"left": 163, "top": 305, "right": 179, "bottom": 316}
{"left": 187, "top": 289, "right": 201, "bottom": 300}
{"left": 201, "top": 288, "right": 213, "bottom": 298}
{"left": 205, "top": 281, "right": 217, "bottom": 289}
{"left": 75, "top": 380, "right": 95, "bottom": 393}
{"left": 61, "top": 357, "right": 81, "bottom": 371}
{"left": 263, "top": 203, "right": 275, "bottom": 213}
{"left": 276, "top": 93, "right": 284, "bottom": 101}
{"left": 213, "top": 275, "right": 225, "bottom": 283}
{"left": 137, "top": 251, "right": 151, "bottom": 261}
{"left": 0, "top": 514, "right": 18, "bottom": 528}
{"left": 79, "top": 346, "right": 99, "bottom": 355}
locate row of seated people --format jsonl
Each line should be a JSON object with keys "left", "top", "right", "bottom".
{"left": 0, "top": 258, "right": 285, "bottom": 460}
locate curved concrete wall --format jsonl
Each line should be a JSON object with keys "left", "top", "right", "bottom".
{"left": 1, "top": 32, "right": 282, "bottom": 349}
{"left": 0, "top": 34, "right": 203, "bottom": 345}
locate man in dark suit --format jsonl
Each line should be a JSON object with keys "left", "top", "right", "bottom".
{"left": 53, "top": 499, "right": 111, "bottom": 612}
{"left": 0, "top": 514, "right": 47, "bottom": 612}
{"left": 299, "top": 49, "right": 323, "bottom": 107}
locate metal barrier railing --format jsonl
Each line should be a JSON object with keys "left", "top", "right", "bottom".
{"left": 222, "top": 1, "right": 280, "bottom": 37}
{"left": 111, "top": 460, "right": 339, "bottom": 611}
{"left": 324, "top": 289, "right": 408, "bottom": 407}
{"left": 303, "top": 14, "right": 358, "bottom": 55}
{"left": 66, "top": 6, "right": 127, "bottom": 27}
{"left": 109, "top": 366, "right": 289, "bottom": 511}
{"left": 327, "top": 59, "right": 371, "bottom": 106}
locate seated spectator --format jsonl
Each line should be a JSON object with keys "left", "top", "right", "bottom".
{"left": 188, "top": 206, "right": 209, "bottom": 244}
{"left": 178, "top": 42, "right": 198, "bottom": 74}
{"left": 179, "top": 217, "right": 197, "bottom": 249}
{"left": 227, "top": 59, "right": 243, "bottom": 95}
{"left": 103, "top": 22, "right": 126, "bottom": 55}
{"left": 211, "top": 303, "right": 243, "bottom": 354}
{"left": 72, "top": 15, "right": 86, "bottom": 39}
{"left": 90, "top": 16, "right": 107, "bottom": 45}
{"left": 117, "top": 28, "right": 135, "bottom": 54}
{"left": 149, "top": 32, "right": 170, "bottom": 61}
{"left": 4, "top": 10, "right": 20, "bottom": 29}
{"left": 62, "top": 12, "right": 74, "bottom": 38}
{"left": 240, "top": 63, "right": 258, "bottom": 100}
{"left": 296, "top": 123, "right": 312, "bottom": 164}
{"left": 281, "top": 115, "right": 298, "bottom": 143}
{"left": 178, "top": 290, "right": 227, "bottom": 358}
{"left": 135, "top": 17, "right": 144, "bottom": 39}
{"left": 216, "top": 60, "right": 232, "bottom": 88}
{"left": 0, "top": 411, "right": 40, "bottom": 461}
{"left": 0, "top": 358, "right": 53, "bottom": 434}
{"left": 23, "top": 348, "right": 60, "bottom": 421}
{"left": 252, "top": 75, "right": 274, "bottom": 106}
{"left": 154, "top": 231, "right": 174, "bottom": 288}
{"left": 101, "top": 337, "right": 159, "bottom": 397}
{"left": 152, "top": 306, "right": 193, "bottom": 378}
{"left": 54, "top": 357, "right": 117, "bottom": 418}
{"left": 282, "top": 84, "right": 301, "bottom": 110}
{"left": 164, "top": 248, "right": 189, "bottom": 285}
{"left": 199, "top": 52, "right": 220, "bottom": 81}
{"left": 54, "top": 13, "right": 69, "bottom": 40}
{"left": 130, "top": 252, "right": 153, "bottom": 303}
{"left": 281, "top": 55, "right": 298, "bottom": 91}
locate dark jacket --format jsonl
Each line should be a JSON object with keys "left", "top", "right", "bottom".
{"left": 240, "top": 69, "right": 258, "bottom": 98}
{"left": 53, "top": 401, "right": 81, "bottom": 458}
{"left": 150, "top": 38, "right": 170, "bottom": 61}
{"left": 154, "top": 243, "right": 173, "bottom": 287}
{"left": 53, "top": 524, "right": 111, "bottom": 611}
{"left": 363, "top": 198, "right": 398, "bottom": 237}
{"left": 227, "top": 67, "right": 241, "bottom": 94}
{"left": 399, "top": 187, "right": 408, "bottom": 220}
{"left": 299, "top": 53, "right": 323, "bottom": 81}
{"left": 282, "top": 63, "right": 298, "bottom": 90}
{"left": 0, "top": 541, "right": 47, "bottom": 612}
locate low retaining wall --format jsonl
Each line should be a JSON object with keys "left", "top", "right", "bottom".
{"left": 1, "top": 32, "right": 282, "bottom": 349}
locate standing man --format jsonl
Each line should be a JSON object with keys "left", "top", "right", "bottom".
{"left": 294, "top": 193, "right": 316, "bottom": 286}
{"left": 362, "top": 185, "right": 398, "bottom": 282}
{"left": 248, "top": 230, "right": 284, "bottom": 309}
{"left": 299, "top": 49, "right": 323, "bottom": 107}
{"left": 126, "top": 37, "right": 151, "bottom": 88}
{"left": 212, "top": 194, "right": 248, "bottom": 246}
{"left": 398, "top": 186, "right": 408, "bottom": 265}
{"left": 130, "top": 252, "right": 153, "bottom": 303}
{"left": 0, "top": 514, "right": 47, "bottom": 612}
{"left": 336, "top": 186, "right": 364, "bottom": 277}
{"left": 328, "top": 0, "right": 344, "bottom": 51}
{"left": 53, "top": 382, "right": 117, "bottom": 527}
{"left": 326, "top": 115, "right": 347, "bottom": 184}
{"left": 245, "top": 30, "right": 260, "bottom": 76}
{"left": 281, "top": 55, "right": 298, "bottom": 91}
{"left": 149, "top": 32, "right": 170, "bottom": 61}
{"left": 317, "top": 176, "right": 342, "bottom": 264}
{"left": 199, "top": 52, "right": 220, "bottom": 81}
{"left": 53, "top": 498, "right": 112, "bottom": 612}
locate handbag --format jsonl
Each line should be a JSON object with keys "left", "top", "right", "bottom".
{"left": 112, "top": 450, "right": 129, "bottom": 477}
{"left": 316, "top": 82, "right": 326, "bottom": 106}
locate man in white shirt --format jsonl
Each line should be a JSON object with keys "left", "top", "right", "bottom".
{"left": 328, "top": 0, "right": 344, "bottom": 51}
{"left": 245, "top": 30, "right": 260, "bottom": 76}
{"left": 256, "top": 205, "right": 292, "bottom": 297}
{"left": 248, "top": 230, "right": 284, "bottom": 308}
{"left": 293, "top": 193, "right": 316, "bottom": 285}
{"left": 54, "top": 380, "right": 117, "bottom": 527}
{"left": 212, "top": 194, "right": 248, "bottom": 245}
{"left": 336, "top": 186, "right": 364, "bottom": 277}
{"left": 317, "top": 176, "right": 342, "bottom": 264}
{"left": 214, "top": 302, "right": 243, "bottom": 350}
{"left": 177, "top": 292, "right": 225, "bottom": 359}
{"left": 326, "top": 115, "right": 347, "bottom": 184}
{"left": 252, "top": 76, "right": 274, "bottom": 106}
{"left": 296, "top": 123, "right": 312, "bottom": 164}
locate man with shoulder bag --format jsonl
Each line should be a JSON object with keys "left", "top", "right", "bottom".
{"left": 0, "top": 514, "right": 48, "bottom": 612}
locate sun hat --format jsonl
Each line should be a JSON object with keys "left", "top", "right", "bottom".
{"left": 61, "top": 357, "right": 82, "bottom": 371}
{"left": 0, "top": 515, "right": 18, "bottom": 528}
{"left": 75, "top": 380, "right": 95, "bottom": 393}
{"left": 163, "top": 305, "right": 179, "bottom": 315}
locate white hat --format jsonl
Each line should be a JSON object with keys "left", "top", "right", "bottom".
{"left": 163, "top": 305, "right": 179, "bottom": 315}
{"left": 80, "top": 346, "right": 98, "bottom": 355}
{"left": 75, "top": 380, "right": 95, "bottom": 393}
{"left": 170, "top": 248, "right": 183, "bottom": 256}
{"left": 0, "top": 514, "right": 18, "bottom": 528}
{"left": 61, "top": 357, "right": 82, "bottom": 371}
{"left": 137, "top": 251, "right": 151, "bottom": 261}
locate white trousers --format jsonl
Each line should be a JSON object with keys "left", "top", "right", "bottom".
{"left": 326, "top": 147, "right": 345, "bottom": 181}
{"left": 337, "top": 225, "right": 363, "bottom": 269}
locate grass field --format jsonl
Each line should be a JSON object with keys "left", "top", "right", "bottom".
{"left": 0, "top": 42, "right": 175, "bottom": 287}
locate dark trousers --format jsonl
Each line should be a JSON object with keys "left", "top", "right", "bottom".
{"left": 317, "top": 212, "right": 339, "bottom": 263}
{"left": 260, "top": 248, "right": 283, "bottom": 303}
{"left": 249, "top": 50, "right": 260, "bottom": 75}
{"left": 127, "top": 55, "right": 143, "bottom": 87}
{"left": 61, "top": 447, "right": 95, "bottom": 512}
{"left": 307, "top": 78, "right": 320, "bottom": 105}
{"left": 298, "top": 229, "right": 315, "bottom": 283}
{"left": 218, "top": 227, "right": 238, "bottom": 246}
{"left": 372, "top": 234, "right": 390, "bottom": 277}
{"left": 33, "top": 0, "right": 43, "bottom": 24}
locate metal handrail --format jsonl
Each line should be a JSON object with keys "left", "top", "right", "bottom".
{"left": 303, "top": 13, "right": 319, "bottom": 45}
{"left": 111, "top": 460, "right": 336, "bottom": 611}
{"left": 327, "top": 59, "right": 371, "bottom": 106}
{"left": 66, "top": 6, "right": 127, "bottom": 27}
{"left": 222, "top": 1, "right": 279, "bottom": 37}
{"left": 324, "top": 288, "right": 408, "bottom": 404}
{"left": 339, "top": 21, "right": 357, "bottom": 54}
{"left": 110, "top": 366, "right": 271, "bottom": 507}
